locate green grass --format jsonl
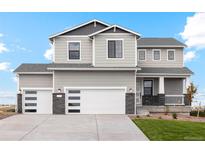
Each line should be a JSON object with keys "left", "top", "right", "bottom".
{"left": 133, "top": 118, "right": 205, "bottom": 141}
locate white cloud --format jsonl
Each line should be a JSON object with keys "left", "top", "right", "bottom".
{"left": 44, "top": 44, "right": 54, "bottom": 61}
{"left": 180, "top": 13, "right": 205, "bottom": 49}
{"left": 0, "top": 42, "right": 8, "bottom": 53}
{"left": 184, "top": 51, "right": 196, "bottom": 63}
{"left": 12, "top": 76, "right": 17, "bottom": 83}
{"left": 0, "top": 33, "right": 3, "bottom": 37}
{"left": 0, "top": 62, "right": 10, "bottom": 71}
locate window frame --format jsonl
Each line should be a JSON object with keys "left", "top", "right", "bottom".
{"left": 152, "top": 49, "right": 161, "bottom": 61}
{"left": 67, "top": 41, "right": 81, "bottom": 61}
{"left": 167, "top": 49, "right": 175, "bottom": 61}
{"left": 106, "top": 39, "right": 124, "bottom": 59}
{"left": 143, "top": 80, "right": 154, "bottom": 96}
{"left": 138, "top": 49, "right": 146, "bottom": 61}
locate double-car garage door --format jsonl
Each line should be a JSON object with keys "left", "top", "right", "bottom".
{"left": 66, "top": 88, "right": 125, "bottom": 114}
{"left": 22, "top": 87, "right": 126, "bottom": 114}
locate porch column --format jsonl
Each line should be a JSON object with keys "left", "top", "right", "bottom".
{"left": 158, "top": 76, "right": 165, "bottom": 105}
{"left": 159, "top": 76, "right": 165, "bottom": 94}
{"left": 183, "top": 77, "right": 189, "bottom": 94}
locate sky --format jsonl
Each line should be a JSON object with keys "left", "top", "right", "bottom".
{"left": 0, "top": 12, "right": 204, "bottom": 105}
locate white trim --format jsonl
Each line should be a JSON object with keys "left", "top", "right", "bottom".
{"left": 89, "top": 25, "right": 141, "bottom": 37}
{"left": 134, "top": 70, "right": 137, "bottom": 114}
{"left": 53, "top": 38, "right": 56, "bottom": 62}
{"left": 92, "top": 36, "right": 95, "bottom": 66}
{"left": 136, "top": 73, "right": 192, "bottom": 77}
{"left": 138, "top": 49, "right": 146, "bottom": 61}
{"left": 167, "top": 49, "right": 175, "bottom": 61}
{"left": 143, "top": 79, "right": 154, "bottom": 96}
{"left": 152, "top": 49, "right": 161, "bottom": 61}
{"left": 159, "top": 76, "right": 165, "bottom": 94}
{"left": 21, "top": 87, "right": 53, "bottom": 91}
{"left": 165, "top": 95, "right": 185, "bottom": 105}
{"left": 16, "top": 72, "right": 53, "bottom": 75}
{"left": 16, "top": 74, "right": 19, "bottom": 92}
{"left": 64, "top": 86, "right": 127, "bottom": 92}
{"left": 67, "top": 41, "right": 81, "bottom": 61}
{"left": 135, "top": 36, "right": 137, "bottom": 66}
{"left": 57, "top": 35, "right": 88, "bottom": 38}
{"left": 49, "top": 19, "right": 110, "bottom": 39}
{"left": 106, "top": 39, "right": 124, "bottom": 60}
{"left": 98, "top": 33, "right": 133, "bottom": 36}
{"left": 138, "top": 45, "right": 186, "bottom": 48}
{"left": 52, "top": 71, "right": 55, "bottom": 93}
{"left": 47, "top": 67, "right": 137, "bottom": 71}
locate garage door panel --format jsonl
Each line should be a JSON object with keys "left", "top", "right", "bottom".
{"left": 66, "top": 88, "right": 125, "bottom": 114}
{"left": 23, "top": 89, "right": 52, "bottom": 114}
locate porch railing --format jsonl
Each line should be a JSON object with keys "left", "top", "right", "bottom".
{"left": 165, "top": 95, "right": 184, "bottom": 105}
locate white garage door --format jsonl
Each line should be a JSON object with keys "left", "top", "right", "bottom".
{"left": 66, "top": 88, "right": 125, "bottom": 114}
{"left": 23, "top": 89, "right": 52, "bottom": 114}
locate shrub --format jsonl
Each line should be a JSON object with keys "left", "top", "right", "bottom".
{"left": 190, "top": 110, "right": 205, "bottom": 117}
{"left": 172, "top": 113, "right": 177, "bottom": 119}
{"left": 158, "top": 116, "right": 162, "bottom": 119}
{"left": 136, "top": 115, "right": 140, "bottom": 118}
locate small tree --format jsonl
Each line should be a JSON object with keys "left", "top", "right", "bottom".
{"left": 187, "top": 82, "right": 197, "bottom": 105}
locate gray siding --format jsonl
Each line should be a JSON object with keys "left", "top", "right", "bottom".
{"left": 136, "top": 78, "right": 183, "bottom": 96}
{"left": 94, "top": 34, "right": 136, "bottom": 67}
{"left": 62, "top": 22, "right": 107, "bottom": 35}
{"left": 137, "top": 48, "right": 183, "bottom": 67}
{"left": 55, "top": 37, "right": 92, "bottom": 63}
{"left": 19, "top": 74, "right": 53, "bottom": 88}
{"left": 165, "top": 78, "right": 183, "bottom": 95}
{"left": 54, "top": 71, "right": 135, "bottom": 93}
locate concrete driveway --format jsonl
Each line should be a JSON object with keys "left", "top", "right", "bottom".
{"left": 0, "top": 114, "right": 148, "bottom": 141}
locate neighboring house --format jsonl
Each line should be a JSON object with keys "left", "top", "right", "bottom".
{"left": 14, "top": 19, "right": 193, "bottom": 115}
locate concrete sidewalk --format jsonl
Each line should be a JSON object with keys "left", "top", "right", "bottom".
{"left": 0, "top": 114, "right": 148, "bottom": 141}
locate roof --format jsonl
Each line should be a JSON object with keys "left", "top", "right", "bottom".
{"left": 138, "top": 38, "right": 187, "bottom": 47}
{"left": 49, "top": 19, "right": 110, "bottom": 40}
{"left": 14, "top": 63, "right": 138, "bottom": 73}
{"left": 137, "top": 67, "right": 193, "bottom": 76}
{"left": 14, "top": 64, "right": 52, "bottom": 73}
{"left": 89, "top": 25, "right": 141, "bottom": 37}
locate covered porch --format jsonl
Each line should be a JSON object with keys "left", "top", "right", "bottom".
{"left": 136, "top": 67, "right": 193, "bottom": 107}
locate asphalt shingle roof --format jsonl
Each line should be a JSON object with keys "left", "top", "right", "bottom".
{"left": 138, "top": 38, "right": 187, "bottom": 47}
{"left": 137, "top": 67, "right": 193, "bottom": 75}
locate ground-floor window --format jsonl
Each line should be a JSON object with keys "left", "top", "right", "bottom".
{"left": 143, "top": 80, "right": 153, "bottom": 96}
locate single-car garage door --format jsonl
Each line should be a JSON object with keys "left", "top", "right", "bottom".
{"left": 23, "top": 89, "right": 52, "bottom": 114}
{"left": 66, "top": 88, "right": 126, "bottom": 114}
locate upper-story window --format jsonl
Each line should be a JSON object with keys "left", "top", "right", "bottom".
{"left": 167, "top": 49, "right": 175, "bottom": 61}
{"left": 153, "top": 49, "right": 161, "bottom": 61}
{"left": 68, "top": 41, "right": 81, "bottom": 60}
{"left": 138, "top": 49, "right": 146, "bottom": 61}
{"left": 107, "top": 39, "right": 123, "bottom": 59}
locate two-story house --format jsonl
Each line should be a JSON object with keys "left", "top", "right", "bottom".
{"left": 14, "top": 19, "right": 193, "bottom": 115}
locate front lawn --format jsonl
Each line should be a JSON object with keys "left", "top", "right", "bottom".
{"left": 133, "top": 118, "right": 205, "bottom": 141}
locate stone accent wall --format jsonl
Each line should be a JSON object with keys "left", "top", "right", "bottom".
{"left": 125, "top": 93, "right": 135, "bottom": 114}
{"left": 17, "top": 94, "right": 22, "bottom": 113}
{"left": 142, "top": 94, "right": 165, "bottom": 106}
{"left": 184, "top": 94, "right": 191, "bottom": 106}
{"left": 142, "top": 105, "right": 191, "bottom": 113}
{"left": 53, "top": 93, "right": 65, "bottom": 114}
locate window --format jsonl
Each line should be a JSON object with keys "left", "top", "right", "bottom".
{"left": 107, "top": 40, "right": 123, "bottom": 58}
{"left": 143, "top": 80, "right": 153, "bottom": 96}
{"left": 167, "top": 50, "right": 175, "bottom": 61}
{"left": 138, "top": 50, "right": 146, "bottom": 61}
{"left": 153, "top": 49, "right": 161, "bottom": 61}
{"left": 68, "top": 42, "right": 80, "bottom": 60}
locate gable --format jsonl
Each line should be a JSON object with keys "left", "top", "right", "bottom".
{"left": 62, "top": 22, "right": 108, "bottom": 36}
{"left": 102, "top": 27, "right": 128, "bottom": 33}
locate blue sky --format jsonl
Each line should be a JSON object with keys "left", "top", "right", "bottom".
{"left": 0, "top": 12, "right": 204, "bottom": 104}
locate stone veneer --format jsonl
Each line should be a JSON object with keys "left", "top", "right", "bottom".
{"left": 53, "top": 93, "right": 65, "bottom": 114}
{"left": 17, "top": 94, "right": 22, "bottom": 113}
{"left": 125, "top": 93, "right": 135, "bottom": 114}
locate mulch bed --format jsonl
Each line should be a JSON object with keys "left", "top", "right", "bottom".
{"left": 130, "top": 113, "right": 205, "bottom": 123}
